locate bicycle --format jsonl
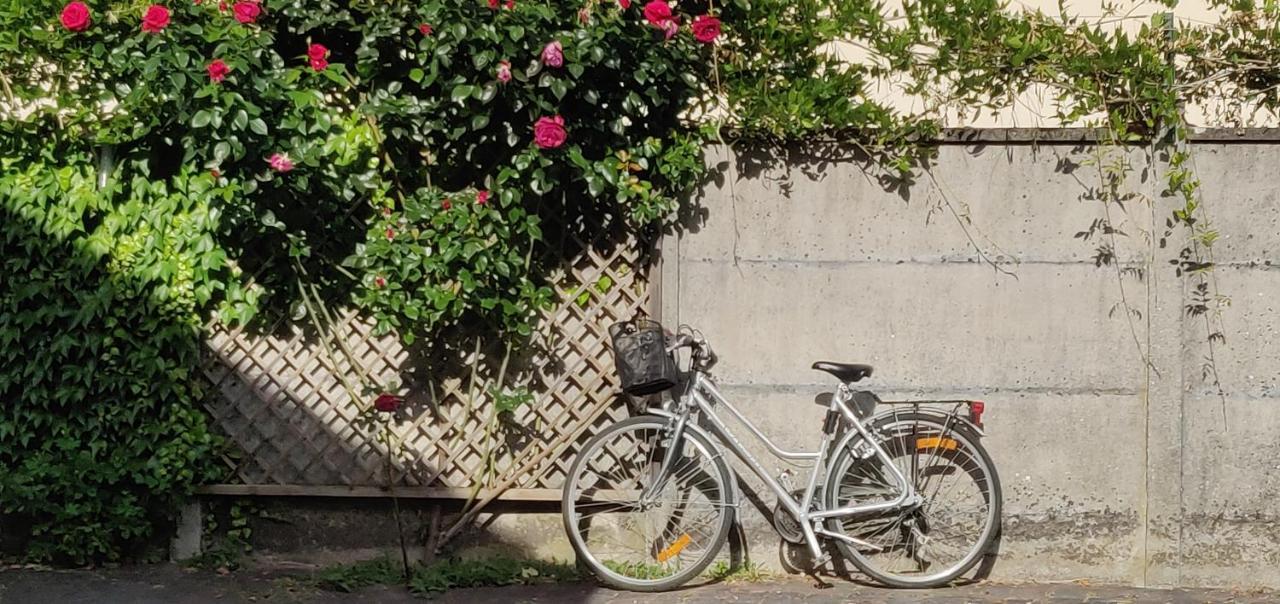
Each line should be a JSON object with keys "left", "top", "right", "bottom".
{"left": 561, "top": 321, "right": 1002, "bottom": 592}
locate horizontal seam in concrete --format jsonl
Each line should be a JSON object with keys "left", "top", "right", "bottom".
{"left": 722, "top": 127, "right": 1280, "bottom": 144}
{"left": 681, "top": 256, "right": 1147, "bottom": 268}
{"left": 1184, "top": 390, "right": 1280, "bottom": 399}
{"left": 715, "top": 383, "right": 1142, "bottom": 396}
{"left": 1211, "top": 261, "right": 1280, "bottom": 269}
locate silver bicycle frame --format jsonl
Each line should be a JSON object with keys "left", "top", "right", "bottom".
{"left": 669, "top": 372, "right": 920, "bottom": 561}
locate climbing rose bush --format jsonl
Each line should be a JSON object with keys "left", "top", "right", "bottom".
{"left": 0, "top": 0, "right": 724, "bottom": 561}
{"left": 4, "top": 0, "right": 725, "bottom": 340}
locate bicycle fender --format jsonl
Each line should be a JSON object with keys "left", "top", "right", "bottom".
{"left": 871, "top": 407, "right": 986, "bottom": 438}
{"left": 824, "top": 409, "right": 985, "bottom": 492}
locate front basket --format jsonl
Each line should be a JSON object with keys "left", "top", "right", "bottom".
{"left": 609, "top": 320, "right": 677, "bottom": 396}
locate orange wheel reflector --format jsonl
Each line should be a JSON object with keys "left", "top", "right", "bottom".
{"left": 916, "top": 436, "right": 958, "bottom": 451}
{"left": 656, "top": 533, "right": 692, "bottom": 563}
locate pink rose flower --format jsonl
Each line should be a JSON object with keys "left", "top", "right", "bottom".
{"left": 661, "top": 18, "right": 679, "bottom": 39}
{"left": 692, "top": 15, "right": 721, "bottom": 43}
{"left": 207, "top": 59, "right": 231, "bottom": 83}
{"left": 442, "top": 198, "right": 453, "bottom": 210}
{"left": 374, "top": 275, "right": 387, "bottom": 288}
{"left": 642, "top": 0, "right": 671, "bottom": 26}
{"left": 267, "top": 153, "right": 294, "bottom": 172}
{"left": 533, "top": 115, "right": 567, "bottom": 150}
{"left": 308, "top": 43, "right": 329, "bottom": 71}
{"left": 487, "top": 0, "right": 499, "bottom": 8}
{"left": 418, "top": 23, "right": 433, "bottom": 36}
{"left": 496, "top": 60, "right": 512, "bottom": 83}
{"left": 618, "top": 0, "right": 632, "bottom": 8}
{"left": 141, "top": 5, "right": 170, "bottom": 33}
{"left": 60, "top": 2, "right": 91, "bottom": 32}
{"left": 385, "top": 227, "right": 396, "bottom": 241}
{"left": 232, "top": 1, "right": 261, "bottom": 24}
{"left": 476, "top": 190, "right": 490, "bottom": 205}
{"left": 542, "top": 40, "right": 563, "bottom": 68}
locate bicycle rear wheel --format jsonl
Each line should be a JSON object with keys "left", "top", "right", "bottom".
{"left": 562, "top": 416, "right": 735, "bottom": 592}
{"left": 824, "top": 412, "right": 1001, "bottom": 588}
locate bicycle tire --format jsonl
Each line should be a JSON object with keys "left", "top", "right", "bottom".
{"left": 562, "top": 415, "right": 736, "bottom": 592}
{"left": 823, "top": 411, "right": 1002, "bottom": 588}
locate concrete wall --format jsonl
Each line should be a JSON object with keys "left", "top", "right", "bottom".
{"left": 223, "top": 130, "right": 1279, "bottom": 590}
{"left": 658, "top": 130, "right": 1280, "bottom": 588}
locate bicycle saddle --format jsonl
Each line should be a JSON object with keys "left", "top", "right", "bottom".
{"left": 811, "top": 361, "right": 874, "bottom": 383}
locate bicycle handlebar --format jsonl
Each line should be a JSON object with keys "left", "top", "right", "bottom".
{"left": 668, "top": 330, "right": 717, "bottom": 370}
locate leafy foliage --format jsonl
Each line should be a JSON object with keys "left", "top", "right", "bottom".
{"left": 0, "top": 158, "right": 221, "bottom": 563}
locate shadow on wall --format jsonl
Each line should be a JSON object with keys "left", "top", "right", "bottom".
{"left": 200, "top": 198, "right": 648, "bottom": 492}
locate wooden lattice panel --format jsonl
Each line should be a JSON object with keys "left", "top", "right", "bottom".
{"left": 200, "top": 214, "right": 653, "bottom": 495}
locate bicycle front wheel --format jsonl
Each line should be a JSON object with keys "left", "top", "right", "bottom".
{"left": 562, "top": 416, "right": 735, "bottom": 592}
{"left": 824, "top": 412, "right": 1002, "bottom": 588}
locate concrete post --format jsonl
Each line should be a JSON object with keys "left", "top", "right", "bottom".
{"left": 170, "top": 499, "right": 203, "bottom": 561}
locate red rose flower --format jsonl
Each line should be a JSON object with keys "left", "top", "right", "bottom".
{"left": 140, "top": 5, "right": 170, "bottom": 33}
{"left": 505, "top": 0, "right": 514, "bottom": 8}
{"left": 488, "top": 0, "right": 499, "bottom": 8}
{"left": 476, "top": 190, "right": 490, "bottom": 205}
{"left": 232, "top": 1, "right": 261, "bottom": 24}
{"left": 207, "top": 59, "right": 231, "bottom": 83}
{"left": 373, "top": 393, "right": 403, "bottom": 413}
{"left": 308, "top": 43, "right": 329, "bottom": 71}
{"left": 385, "top": 227, "right": 396, "bottom": 241}
{"left": 618, "top": 0, "right": 632, "bottom": 8}
{"left": 374, "top": 275, "right": 387, "bottom": 288}
{"left": 418, "top": 23, "right": 433, "bottom": 35}
{"left": 60, "top": 2, "right": 91, "bottom": 32}
{"left": 692, "top": 15, "right": 721, "bottom": 44}
{"left": 533, "top": 115, "right": 567, "bottom": 150}
{"left": 442, "top": 198, "right": 452, "bottom": 210}
{"left": 642, "top": 0, "right": 671, "bottom": 26}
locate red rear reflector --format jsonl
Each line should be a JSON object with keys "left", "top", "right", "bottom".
{"left": 969, "top": 401, "right": 985, "bottom": 427}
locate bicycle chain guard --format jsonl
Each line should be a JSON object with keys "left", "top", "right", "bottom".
{"left": 773, "top": 489, "right": 809, "bottom": 544}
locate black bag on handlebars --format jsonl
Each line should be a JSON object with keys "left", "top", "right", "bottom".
{"left": 609, "top": 319, "right": 677, "bottom": 396}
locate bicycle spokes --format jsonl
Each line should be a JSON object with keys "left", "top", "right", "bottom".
{"left": 564, "top": 420, "right": 733, "bottom": 588}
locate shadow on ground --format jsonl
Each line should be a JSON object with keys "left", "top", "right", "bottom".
{"left": 1, "top": 564, "right": 1276, "bottom": 604}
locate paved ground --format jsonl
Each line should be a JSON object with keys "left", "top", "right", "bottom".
{"left": 0, "top": 564, "right": 1274, "bottom": 603}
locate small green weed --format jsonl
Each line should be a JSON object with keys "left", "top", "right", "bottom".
{"left": 600, "top": 559, "right": 671, "bottom": 580}
{"left": 312, "top": 558, "right": 406, "bottom": 593}
{"left": 408, "top": 557, "right": 581, "bottom": 595}
{"left": 310, "top": 556, "right": 581, "bottom": 596}
{"left": 705, "top": 560, "right": 772, "bottom": 583}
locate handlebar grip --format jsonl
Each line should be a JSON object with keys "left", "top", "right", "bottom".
{"left": 703, "top": 345, "right": 719, "bottom": 368}
{"left": 667, "top": 333, "right": 695, "bottom": 350}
